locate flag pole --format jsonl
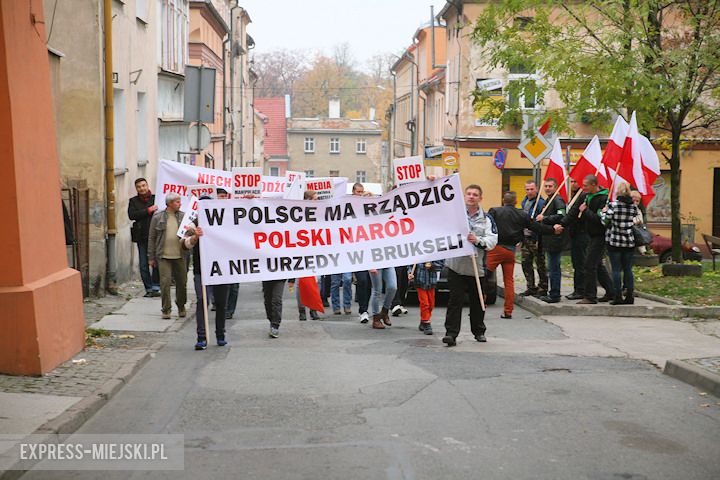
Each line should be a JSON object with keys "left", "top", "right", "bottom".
{"left": 471, "top": 252, "right": 486, "bottom": 312}
{"left": 201, "top": 280, "right": 210, "bottom": 345}
{"left": 538, "top": 188, "right": 561, "bottom": 216}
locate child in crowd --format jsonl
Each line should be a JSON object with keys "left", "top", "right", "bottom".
{"left": 407, "top": 260, "right": 444, "bottom": 335}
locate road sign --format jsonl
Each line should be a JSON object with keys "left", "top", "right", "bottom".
{"left": 188, "top": 124, "right": 211, "bottom": 151}
{"left": 518, "top": 130, "right": 552, "bottom": 165}
{"left": 442, "top": 151, "right": 459, "bottom": 168}
{"left": 184, "top": 65, "right": 215, "bottom": 123}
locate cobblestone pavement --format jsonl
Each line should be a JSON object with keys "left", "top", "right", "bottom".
{"left": 0, "top": 281, "right": 169, "bottom": 398}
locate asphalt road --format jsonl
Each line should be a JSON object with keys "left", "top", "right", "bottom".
{"left": 24, "top": 283, "right": 720, "bottom": 480}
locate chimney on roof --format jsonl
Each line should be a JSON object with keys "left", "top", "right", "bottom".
{"left": 329, "top": 98, "right": 340, "bottom": 119}
{"left": 284, "top": 94, "right": 292, "bottom": 119}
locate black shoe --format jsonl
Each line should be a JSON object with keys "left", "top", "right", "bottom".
{"left": 423, "top": 324, "right": 433, "bottom": 335}
{"left": 598, "top": 294, "right": 614, "bottom": 303}
{"left": 533, "top": 290, "right": 548, "bottom": 298}
{"left": 519, "top": 289, "right": 538, "bottom": 297}
{"left": 310, "top": 311, "right": 320, "bottom": 320}
{"left": 418, "top": 322, "right": 426, "bottom": 332}
{"left": 322, "top": 299, "right": 330, "bottom": 307}
{"left": 565, "top": 292, "right": 583, "bottom": 300}
{"left": 442, "top": 336, "right": 456, "bottom": 347}
{"left": 143, "top": 292, "right": 154, "bottom": 298}
{"left": 475, "top": 335, "right": 487, "bottom": 342}
{"left": 225, "top": 313, "right": 233, "bottom": 320}
{"left": 539, "top": 296, "right": 560, "bottom": 304}
{"left": 500, "top": 313, "right": 512, "bottom": 319}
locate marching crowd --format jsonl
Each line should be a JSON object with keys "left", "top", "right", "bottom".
{"left": 128, "top": 173, "right": 645, "bottom": 350}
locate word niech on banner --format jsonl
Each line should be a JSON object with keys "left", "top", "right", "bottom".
{"left": 197, "top": 175, "right": 474, "bottom": 285}
{"left": 155, "top": 159, "right": 232, "bottom": 211}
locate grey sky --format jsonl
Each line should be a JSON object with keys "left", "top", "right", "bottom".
{"left": 242, "top": 0, "right": 441, "bottom": 68}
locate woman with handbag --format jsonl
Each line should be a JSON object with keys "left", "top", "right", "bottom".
{"left": 602, "top": 183, "right": 639, "bottom": 305}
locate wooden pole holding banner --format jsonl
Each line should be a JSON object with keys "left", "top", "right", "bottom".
{"left": 566, "top": 187, "right": 584, "bottom": 210}
{"left": 471, "top": 252, "right": 486, "bottom": 311}
{"left": 201, "top": 281, "right": 210, "bottom": 344}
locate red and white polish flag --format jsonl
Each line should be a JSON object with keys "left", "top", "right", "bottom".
{"left": 569, "top": 135, "right": 609, "bottom": 188}
{"left": 601, "top": 115, "right": 629, "bottom": 171}
{"left": 545, "top": 138, "right": 569, "bottom": 202}
{"left": 617, "top": 111, "right": 647, "bottom": 196}
{"left": 638, "top": 135, "right": 660, "bottom": 205}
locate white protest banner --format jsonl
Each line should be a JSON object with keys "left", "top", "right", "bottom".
{"left": 286, "top": 170, "right": 306, "bottom": 184}
{"left": 283, "top": 175, "right": 305, "bottom": 200}
{"left": 198, "top": 174, "right": 475, "bottom": 284}
{"left": 176, "top": 196, "right": 200, "bottom": 238}
{"left": 154, "top": 159, "right": 232, "bottom": 210}
{"left": 231, "top": 167, "right": 262, "bottom": 197}
{"left": 393, "top": 155, "right": 426, "bottom": 186}
{"left": 305, "top": 177, "right": 348, "bottom": 199}
{"left": 260, "top": 176, "right": 287, "bottom": 197}
{"left": 187, "top": 184, "right": 216, "bottom": 199}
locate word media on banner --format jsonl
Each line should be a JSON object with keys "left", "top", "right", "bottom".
{"left": 232, "top": 167, "right": 262, "bottom": 197}
{"left": 392, "top": 156, "right": 426, "bottom": 186}
{"left": 197, "top": 174, "right": 475, "bottom": 285}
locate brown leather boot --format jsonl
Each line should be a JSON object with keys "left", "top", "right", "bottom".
{"left": 372, "top": 314, "right": 385, "bottom": 329}
{"left": 380, "top": 307, "right": 392, "bottom": 326}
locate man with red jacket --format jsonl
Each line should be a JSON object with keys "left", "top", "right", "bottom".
{"left": 128, "top": 178, "right": 160, "bottom": 297}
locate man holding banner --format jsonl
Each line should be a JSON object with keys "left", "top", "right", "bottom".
{"left": 148, "top": 192, "right": 188, "bottom": 319}
{"left": 442, "top": 184, "right": 498, "bottom": 347}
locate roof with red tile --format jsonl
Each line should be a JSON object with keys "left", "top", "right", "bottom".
{"left": 254, "top": 97, "right": 288, "bottom": 157}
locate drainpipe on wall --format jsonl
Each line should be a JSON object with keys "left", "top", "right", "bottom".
{"left": 103, "top": 0, "right": 117, "bottom": 295}
{"left": 222, "top": 34, "right": 230, "bottom": 171}
{"left": 228, "top": 1, "right": 240, "bottom": 168}
{"left": 389, "top": 68, "right": 397, "bottom": 189}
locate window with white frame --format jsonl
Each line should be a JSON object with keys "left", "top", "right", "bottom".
{"left": 113, "top": 88, "right": 126, "bottom": 169}
{"left": 329, "top": 137, "right": 340, "bottom": 153}
{"left": 356, "top": 138, "right": 366, "bottom": 154}
{"left": 329, "top": 170, "right": 340, "bottom": 177}
{"left": 158, "top": 0, "right": 188, "bottom": 75}
{"left": 507, "top": 62, "right": 539, "bottom": 110}
{"left": 269, "top": 166, "right": 280, "bottom": 176}
{"left": 305, "top": 170, "right": 314, "bottom": 177}
{"left": 356, "top": 170, "right": 366, "bottom": 183}
{"left": 304, "top": 137, "right": 315, "bottom": 153}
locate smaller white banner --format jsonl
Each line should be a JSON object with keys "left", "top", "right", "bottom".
{"left": 176, "top": 196, "right": 200, "bottom": 238}
{"left": 186, "top": 184, "right": 216, "bottom": 199}
{"left": 231, "top": 167, "right": 262, "bottom": 197}
{"left": 305, "top": 177, "right": 347, "bottom": 200}
{"left": 393, "top": 156, "right": 426, "bottom": 186}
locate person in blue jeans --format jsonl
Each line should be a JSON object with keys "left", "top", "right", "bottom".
{"left": 369, "top": 267, "right": 397, "bottom": 329}
{"left": 128, "top": 178, "right": 160, "bottom": 296}
{"left": 602, "top": 182, "right": 637, "bottom": 305}
{"left": 355, "top": 270, "right": 372, "bottom": 323}
{"left": 331, "top": 272, "right": 352, "bottom": 315}
{"left": 536, "top": 178, "right": 569, "bottom": 303}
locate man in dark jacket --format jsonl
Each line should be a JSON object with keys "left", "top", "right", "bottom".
{"left": 520, "top": 180, "right": 548, "bottom": 297}
{"left": 128, "top": 178, "right": 160, "bottom": 297}
{"left": 555, "top": 175, "right": 613, "bottom": 304}
{"left": 488, "top": 191, "right": 556, "bottom": 318}
{"left": 565, "top": 178, "right": 588, "bottom": 300}
{"left": 536, "top": 178, "right": 569, "bottom": 303}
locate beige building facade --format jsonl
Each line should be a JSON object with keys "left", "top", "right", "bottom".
{"left": 287, "top": 117, "right": 383, "bottom": 184}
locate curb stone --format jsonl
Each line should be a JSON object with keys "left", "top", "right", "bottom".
{"left": 664, "top": 359, "right": 720, "bottom": 399}
{"left": 497, "top": 285, "right": 720, "bottom": 319}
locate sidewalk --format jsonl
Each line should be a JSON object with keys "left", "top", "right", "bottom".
{"left": 495, "top": 261, "right": 720, "bottom": 319}
{"left": 495, "top": 261, "right": 720, "bottom": 397}
{"left": 0, "top": 279, "right": 194, "bottom": 468}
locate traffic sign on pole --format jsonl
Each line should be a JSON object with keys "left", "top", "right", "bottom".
{"left": 518, "top": 130, "right": 552, "bottom": 165}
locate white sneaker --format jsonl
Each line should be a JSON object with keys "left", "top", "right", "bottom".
{"left": 391, "top": 305, "right": 403, "bottom": 317}
{"left": 359, "top": 312, "right": 369, "bottom": 324}
{"left": 400, "top": 306, "right": 409, "bottom": 315}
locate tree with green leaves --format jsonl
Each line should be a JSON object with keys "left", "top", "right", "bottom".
{"left": 471, "top": 0, "right": 720, "bottom": 263}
